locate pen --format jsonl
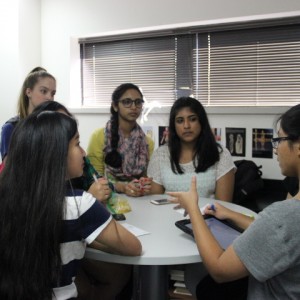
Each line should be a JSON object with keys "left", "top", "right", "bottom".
{"left": 211, "top": 204, "right": 216, "bottom": 212}
{"left": 243, "top": 212, "right": 254, "bottom": 218}
{"left": 92, "top": 173, "right": 99, "bottom": 184}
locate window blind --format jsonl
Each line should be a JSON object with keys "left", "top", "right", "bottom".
{"left": 81, "top": 36, "right": 177, "bottom": 107}
{"left": 80, "top": 22, "right": 300, "bottom": 107}
{"left": 194, "top": 24, "right": 300, "bottom": 106}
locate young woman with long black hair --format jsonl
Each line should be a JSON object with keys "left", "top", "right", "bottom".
{"left": 147, "top": 96, "right": 236, "bottom": 296}
{"left": 148, "top": 96, "right": 235, "bottom": 201}
{"left": 0, "top": 111, "right": 141, "bottom": 300}
{"left": 32, "top": 100, "right": 112, "bottom": 202}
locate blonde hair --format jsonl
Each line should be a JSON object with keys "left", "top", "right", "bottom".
{"left": 17, "top": 68, "right": 56, "bottom": 119}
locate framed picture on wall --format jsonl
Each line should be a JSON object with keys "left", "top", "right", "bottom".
{"left": 158, "top": 126, "right": 169, "bottom": 146}
{"left": 212, "top": 127, "right": 222, "bottom": 142}
{"left": 225, "top": 128, "right": 246, "bottom": 157}
{"left": 252, "top": 128, "right": 273, "bottom": 159}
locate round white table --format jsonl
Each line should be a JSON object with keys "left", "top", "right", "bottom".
{"left": 85, "top": 194, "right": 257, "bottom": 300}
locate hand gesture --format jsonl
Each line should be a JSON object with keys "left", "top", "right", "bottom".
{"left": 167, "top": 176, "right": 199, "bottom": 215}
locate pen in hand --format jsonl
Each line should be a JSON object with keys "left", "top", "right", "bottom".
{"left": 210, "top": 204, "right": 216, "bottom": 212}
{"left": 92, "top": 173, "right": 99, "bottom": 185}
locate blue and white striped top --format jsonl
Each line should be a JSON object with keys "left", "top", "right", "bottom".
{"left": 52, "top": 189, "right": 112, "bottom": 299}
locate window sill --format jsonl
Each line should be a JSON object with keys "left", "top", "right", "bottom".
{"left": 69, "top": 106, "right": 289, "bottom": 115}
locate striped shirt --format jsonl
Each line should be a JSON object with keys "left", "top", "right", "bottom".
{"left": 52, "top": 189, "right": 112, "bottom": 299}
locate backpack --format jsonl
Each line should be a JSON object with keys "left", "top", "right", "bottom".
{"left": 233, "top": 159, "right": 264, "bottom": 204}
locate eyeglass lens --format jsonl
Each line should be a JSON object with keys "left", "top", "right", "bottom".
{"left": 120, "top": 98, "right": 144, "bottom": 108}
{"left": 271, "top": 137, "right": 290, "bottom": 149}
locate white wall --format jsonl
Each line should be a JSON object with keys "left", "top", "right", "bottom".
{"left": 0, "top": 0, "right": 41, "bottom": 129}
{"left": 2, "top": 0, "right": 300, "bottom": 179}
{"left": 0, "top": 0, "right": 20, "bottom": 126}
{"left": 40, "top": 0, "right": 300, "bottom": 105}
{"left": 40, "top": 0, "right": 300, "bottom": 179}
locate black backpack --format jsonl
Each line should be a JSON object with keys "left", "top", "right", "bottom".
{"left": 233, "top": 160, "right": 264, "bottom": 204}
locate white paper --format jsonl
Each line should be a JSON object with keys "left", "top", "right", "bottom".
{"left": 121, "top": 223, "right": 150, "bottom": 237}
{"left": 175, "top": 204, "right": 210, "bottom": 217}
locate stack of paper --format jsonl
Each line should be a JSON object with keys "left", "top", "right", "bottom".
{"left": 169, "top": 269, "right": 193, "bottom": 297}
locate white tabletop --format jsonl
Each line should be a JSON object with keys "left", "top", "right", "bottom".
{"left": 85, "top": 194, "right": 257, "bottom": 266}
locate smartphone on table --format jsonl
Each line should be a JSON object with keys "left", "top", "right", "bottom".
{"left": 150, "top": 199, "right": 171, "bottom": 205}
{"left": 112, "top": 213, "right": 126, "bottom": 221}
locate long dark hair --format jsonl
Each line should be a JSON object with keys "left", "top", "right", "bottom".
{"left": 0, "top": 112, "right": 78, "bottom": 299}
{"left": 278, "top": 104, "right": 300, "bottom": 142}
{"left": 168, "top": 97, "right": 222, "bottom": 174}
{"left": 105, "top": 83, "right": 143, "bottom": 168}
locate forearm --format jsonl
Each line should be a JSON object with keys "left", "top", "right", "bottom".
{"left": 89, "top": 240, "right": 113, "bottom": 253}
{"left": 96, "top": 221, "right": 142, "bottom": 256}
{"left": 215, "top": 169, "right": 235, "bottom": 202}
{"left": 223, "top": 209, "right": 254, "bottom": 230}
{"left": 114, "top": 181, "right": 126, "bottom": 193}
{"left": 105, "top": 223, "right": 142, "bottom": 256}
{"left": 189, "top": 207, "right": 249, "bottom": 282}
{"left": 188, "top": 209, "right": 225, "bottom": 277}
{"left": 168, "top": 176, "right": 249, "bottom": 282}
{"left": 148, "top": 181, "right": 165, "bottom": 195}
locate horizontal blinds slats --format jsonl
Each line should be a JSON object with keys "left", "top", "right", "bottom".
{"left": 81, "top": 36, "right": 176, "bottom": 106}
{"left": 81, "top": 23, "right": 300, "bottom": 107}
{"left": 193, "top": 24, "right": 300, "bottom": 106}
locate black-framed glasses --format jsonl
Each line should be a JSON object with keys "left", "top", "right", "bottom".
{"left": 119, "top": 98, "right": 144, "bottom": 108}
{"left": 271, "top": 136, "right": 292, "bottom": 149}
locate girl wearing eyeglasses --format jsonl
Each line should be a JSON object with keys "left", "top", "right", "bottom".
{"left": 169, "top": 104, "right": 300, "bottom": 299}
{"left": 87, "top": 83, "right": 154, "bottom": 197}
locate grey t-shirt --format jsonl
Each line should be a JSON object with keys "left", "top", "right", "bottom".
{"left": 233, "top": 199, "right": 300, "bottom": 300}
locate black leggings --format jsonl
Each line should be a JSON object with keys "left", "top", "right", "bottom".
{"left": 196, "top": 275, "right": 248, "bottom": 300}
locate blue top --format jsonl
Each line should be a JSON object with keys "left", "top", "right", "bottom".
{"left": 0, "top": 116, "right": 19, "bottom": 160}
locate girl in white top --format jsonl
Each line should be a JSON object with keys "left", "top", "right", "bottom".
{"left": 148, "top": 97, "right": 235, "bottom": 201}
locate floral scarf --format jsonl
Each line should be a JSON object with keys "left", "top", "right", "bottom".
{"left": 104, "top": 120, "right": 149, "bottom": 181}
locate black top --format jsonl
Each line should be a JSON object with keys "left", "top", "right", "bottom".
{"left": 283, "top": 177, "right": 299, "bottom": 197}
